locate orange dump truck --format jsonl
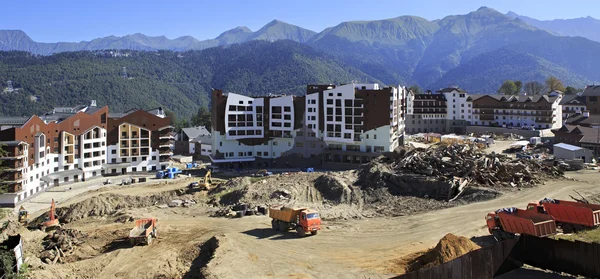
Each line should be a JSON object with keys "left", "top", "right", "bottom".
{"left": 486, "top": 208, "right": 556, "bottom": 241}
{"left": 129, "top": 218, "right": 158, "bottom": 245}
{"left": 527, "top": 198, "right": 600, "bottom": 232}
{"left": 269, "top": 206, "right": 321, "bottom": 237}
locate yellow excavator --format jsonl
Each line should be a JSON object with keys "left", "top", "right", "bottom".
{"left": 18, "top": 206, "right": 29, "bottom": 225}
{"left": 201, "top": 170, "right": 212, "bottom": 190}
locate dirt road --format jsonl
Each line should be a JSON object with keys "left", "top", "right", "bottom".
{"left": 26, "top": 171, "right": 600, "bottom": 279}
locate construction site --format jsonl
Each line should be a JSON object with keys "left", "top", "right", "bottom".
{"left": 1, "top": 140, "right": 600, "bottom": 278}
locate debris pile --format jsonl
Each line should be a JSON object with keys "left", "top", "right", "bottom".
{"left": 360, "top": 143, "right": 563, "bottom": 190}
{"left": 407, "top": 233, "right": 481, "bottom": 272}
{"left": 40, "top": 228, "right": 86, "bottom": 264}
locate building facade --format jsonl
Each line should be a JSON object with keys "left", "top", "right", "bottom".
{"left": 103, "top": 108, "right": 174, "bottom": 175}
{"left": 405, "top": 87, "right": 471, "bottom": 134}
{"left": 174, "top": 126, "right": 211, "bottom": 156}
{"left": 210, "top": 83, "right": 407, "bottom": 168}
{"left": 0, "top": 103, "right": 174, "bottom": 207}
{"left": 0, "top": 102, "right": 108, "bottom": 206}
{"left": 470, "top": 94, "right": 562, "bottom": 130}
{"left": 560, "top": 95, "right": 586, "bottom": 119}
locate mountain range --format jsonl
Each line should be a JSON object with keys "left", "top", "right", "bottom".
{"left": 0, "top": 20, "right": 317, "bottom": 55}
{"left": 506, "top": 11, "right": 600, "bottom": 43}
{"left": 2, "top": 7, "right": 600, "bottom": 119}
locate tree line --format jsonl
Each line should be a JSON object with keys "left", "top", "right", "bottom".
{"left": 497, "top": 76, "right": 583, "bottom": 95}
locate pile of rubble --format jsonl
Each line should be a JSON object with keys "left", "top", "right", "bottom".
{"left": 361, "top": 143, "right": 563, "bottom": 190}
{"left": 40, "top": 228, "right": 86, "bottom": 264}
{"left": 210, "top": 204, "right": 268, "bottom": 218}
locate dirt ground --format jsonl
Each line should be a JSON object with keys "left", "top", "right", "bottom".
{"left": 16, "top": 169, "right": 600, "bottom": 279}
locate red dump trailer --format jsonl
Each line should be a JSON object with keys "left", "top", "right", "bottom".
{"left": 527, "top": 199, "right": 600, "bottom": 231}
{"left": 486, "top": 208, "right": 557, "bottom": 241}
{"left": 129, "top": 218, "right": 158, "bottom": 245}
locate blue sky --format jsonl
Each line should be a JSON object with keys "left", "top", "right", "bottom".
{"left": 3, "top": 0, "right": 599, "bottom": 42}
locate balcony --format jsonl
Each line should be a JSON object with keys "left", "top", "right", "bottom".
{"left": 1, "top": 160, "right": 25, "bottom": 170}
{"left": 0, "top": 172, "right": 24, "bottom": 182}
{"left": 159, "top": 149, "right": 173, "bottom": 156}
{"left": 159, "top": 132, "right": 176, "bottom": 140}
{"left": 159, "top": 139, "right": 174, "bottom": 147}
{"left": 3, "top": 149, "right": 25, "bottom": 159}
{"left": 0, "top": 182, "right": 23, "bottom": 193}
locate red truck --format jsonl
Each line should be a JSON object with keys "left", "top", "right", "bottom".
{"left": 486, "top": 208, "right": 557, "bottom": 241}
{"left": 269, "top": 206, "right": 321, "bottom": 237}
{"left": 129, "top": 218, "right": 158, "bottom": 245}
{"left": 527, "top": 198, "right": 600, "bottom": 232}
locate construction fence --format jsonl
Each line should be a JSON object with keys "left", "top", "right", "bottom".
{"left": 393, "top": 234, "right": 600, "bottom": 279}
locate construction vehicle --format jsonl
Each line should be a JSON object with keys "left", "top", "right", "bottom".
{"left": 253, "top": 169, "right": 273, "bottom": 177}
{"left": 486, "top": 207, "right": 556, "bottom": 241}
{"left": 527, "top": 198, "right": 600, "bottom": 232}
{"left": 129, "top": 218, "right": 158, "bottom": 246}
{"left": 156, "top": 167, "right": 182, "bottom": 179}
{"left": 201, "top": 169, "right": 212, "bottom": 190}
{"left": 269, "top": 206, "right": 321, "bottom": 237}
{"left": 40, "top": 199, "right": 60, "bottom": 232}
{"left": 17, "top": 206, "right": 29, "bottom": 225}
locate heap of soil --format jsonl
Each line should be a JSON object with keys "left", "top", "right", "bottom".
{"left": 29, "top": 189, "right": 194, "bottom": 227}
{"left": 407, "top": 233, "right": 481, "bottom": 272}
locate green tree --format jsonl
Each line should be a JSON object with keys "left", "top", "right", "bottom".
{"left": 564, "top": 86, "right": 582, "bottom": 95}
{"left": 408, "top": 85, "right": 423, "bottom": 95}
{"left": 514, "top": 81, "right": 523, "bottom": 94}
{"left": 190, "top": 106, "right": 212, "bottom": 128}
{"left": 498, "top": 80, "right": 518, "bottom": 95}
{"left": 524, "top": 81, "right": 545, "bottom": 95}
{"left": 546, "top": 76, "right": 566, "bottom": 93}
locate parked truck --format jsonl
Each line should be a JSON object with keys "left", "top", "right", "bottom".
{"left": 156, "top": 167, "right": 182, "bottom": 179}
{"left": 486, "top": 207, "right": 557, "bottom": 241}
{"left": 269, "top": 206, "right": 321, "bottom": 237}
{"left": 129, "top": 218, "right": 158, "bottom": 245}
{"left": 527, "top": 198, "right": 600, "bottom": 232}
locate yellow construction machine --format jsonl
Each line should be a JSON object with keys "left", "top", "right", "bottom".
{"left": 18, "top": 206, "right": 29, "bottom": 225}
{"left": 201, "top": 170, "right": 212, "bottom": 190}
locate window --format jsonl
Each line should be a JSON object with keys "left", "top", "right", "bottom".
{"left": 257, "top": 152, "right": 262, "bottom": 156}
{"left": 327, "top": 99, "right": 333, "bottom": 105}
{"left": 273, "top": 141, "right": 278, "bottom": 146}
{"left": 284, "top": 106, "right": 291, "bottom": 112}
{"left": 142, "top": 157, "right": 147, "bottom": 161}
{"left": 111, "top": 149, "right": 116, "bottom": 154}
{"left": 296, "top": 142, "right": 304, "bottom": 147}
{"left": 337, "top": 93, "right": 342, "bottom": 96}
{"left": 54, "top": 157, "right": 59, "bottom": 162}
{"left": 284, "top": 123, "right": 291, "bottom": 128}
{"left": 374, "top": 135, "right": 377, "bottom": 139}
{"left": 238, "top": 152, "right": 244, "bottom": 157}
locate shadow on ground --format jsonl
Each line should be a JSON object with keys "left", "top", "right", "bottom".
{"left": 102, "top": 237, "right": 134, "bottom": 253}
{"left": 242, "top": 228, "right": 304, "bottom": 240}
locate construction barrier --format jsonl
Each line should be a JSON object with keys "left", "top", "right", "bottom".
{"left": 393, "top": 234, "right": 600, "bottom": 279}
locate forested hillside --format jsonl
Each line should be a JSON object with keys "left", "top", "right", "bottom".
{"left": 0, "top": 41, "right": 374, "bottom": 119}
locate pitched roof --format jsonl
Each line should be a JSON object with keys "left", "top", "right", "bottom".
{"left": 582, "top": 85, "right": 600, "bottom": 97}
{"left": 565, "top": 113, "right": 600, "bottom": 127}
{"left": 469, "top": 94, "right": 558, "bottom": 103}
{"left": 182, "top": 126, "right": 211, "bottom": 140}
{"left": 560, "top": 95, "right": 586, "bottom": 105}
{"left": 436, "top": 87, "right": 467, "bottom": 94}
{"left": 0, "top": 116, "right": 31, "bottom": 126}
{"left": 553, "top": 125, "right": 600, "bottom": 144}
{"left": 191, "top": 134, "right": 212, "bottom": 144}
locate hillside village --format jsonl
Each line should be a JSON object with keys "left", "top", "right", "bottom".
{"left": 1, "top": 4, "right": 600, "bottom": 279}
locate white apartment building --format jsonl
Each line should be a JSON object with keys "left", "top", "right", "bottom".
{"left": 210, "top": 83, "right": 407, "bottom": 168}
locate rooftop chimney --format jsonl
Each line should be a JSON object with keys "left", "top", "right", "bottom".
{"left": 90, "top": 100, "right": 97, "bottom": 107}
{"left": 583, "top": 110, "right": 590, "bottom": 118}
